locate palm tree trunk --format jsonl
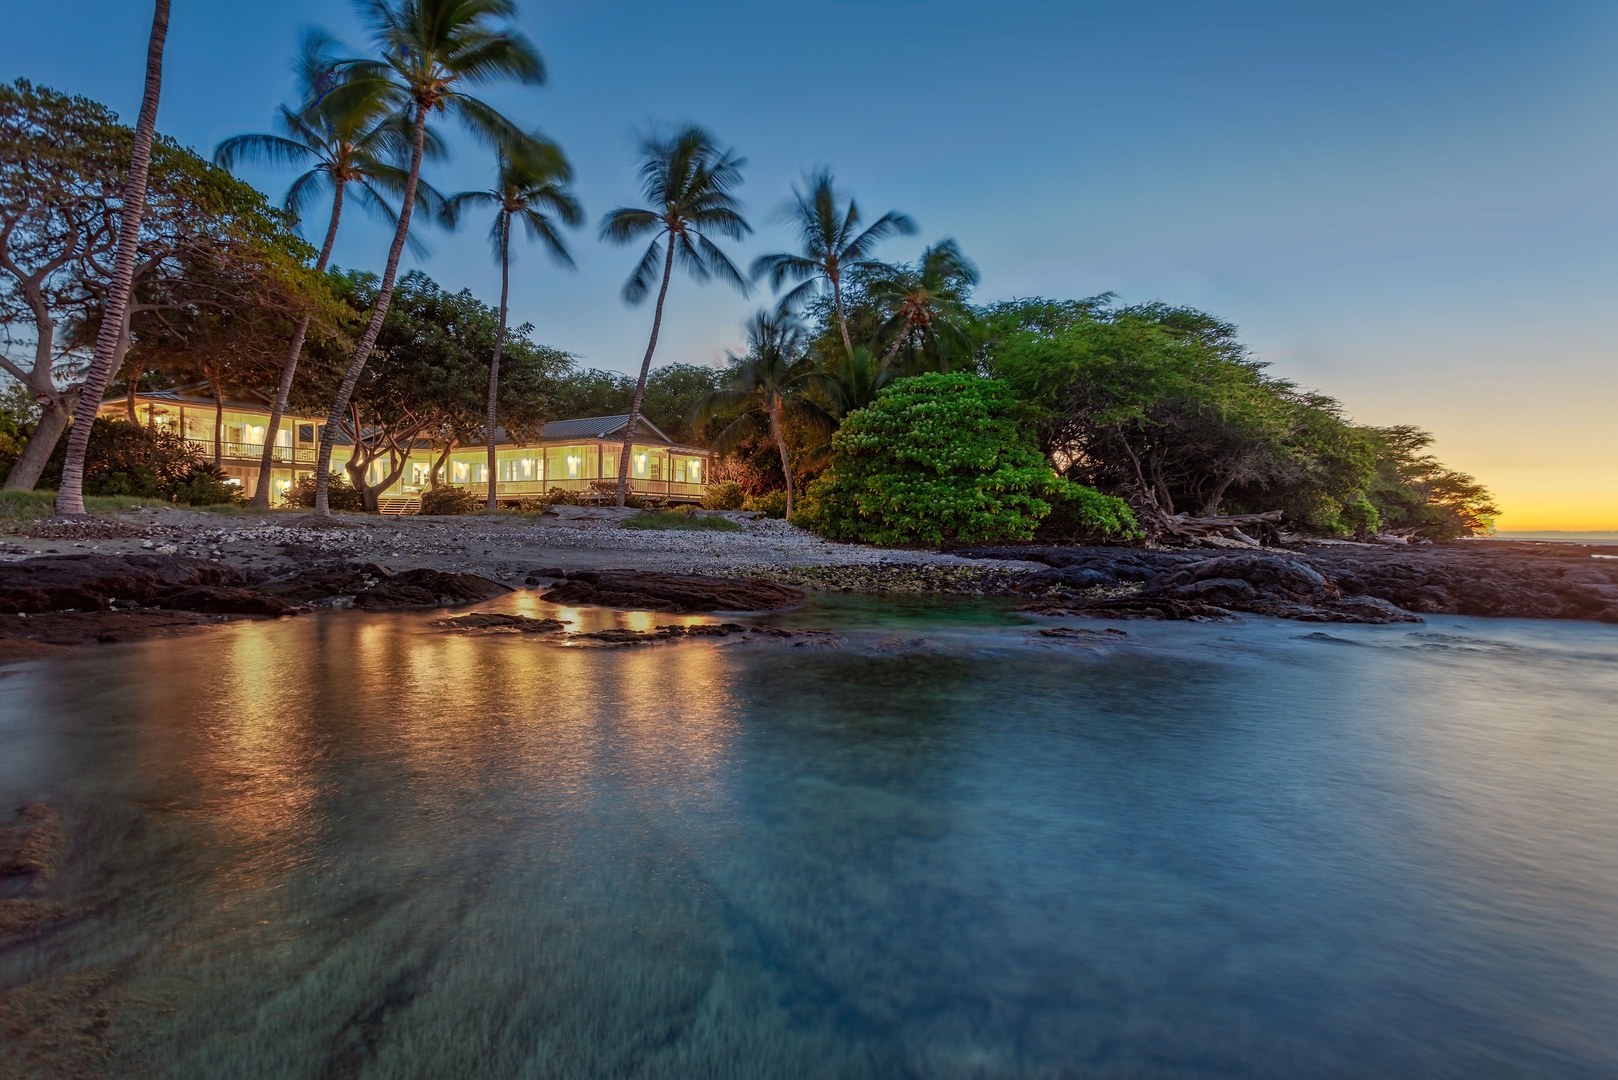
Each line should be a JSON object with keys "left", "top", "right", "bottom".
{"left": 54, "top": 0, "right": 169, "bottom": 516}
{"left": 252, "top": 177, "right": 345, "bottom": 507}
{"left": 615, "top": 240, "right": 676, "bottom": 507}
{"left": 311, "top": 106, "right": 429, "bottom": 516}
{"left": 485, "top": 212, "right": 510, "bottom": 511}
{"left": 769, "top": 396, "right": 794, "bottom": 519}
{"left": 832, "top": 272, "right": 853, "bottom": 358}
{"left": 211, "top": 379, "right": 224, "bottom": 468}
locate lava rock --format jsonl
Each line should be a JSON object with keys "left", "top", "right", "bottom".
{"left": 433, "top": 612, "right": 565, "bottom": 633}
{"left": 0, "top": 554, "right": 248, "bottom": 614}
{"left": 354, "top": 568, "right": 511, "bottom": 611}
{"left": 543, "top": 571, "right": 803, "bottom": 613}
{"left": 156, "top": 585, "right": 298, "bottom": 617}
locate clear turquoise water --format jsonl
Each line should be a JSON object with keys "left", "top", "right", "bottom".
{"left": 1, "top": 598, "right": 1615, "bottom": 1078}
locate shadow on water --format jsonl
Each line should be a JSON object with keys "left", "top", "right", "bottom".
{"left": 0, "top": 597, "right": 1615, "bottom": 1078}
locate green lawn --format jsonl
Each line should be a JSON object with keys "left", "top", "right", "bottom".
{"left": 0, "top": 489, "right": 290, "bottom": 524}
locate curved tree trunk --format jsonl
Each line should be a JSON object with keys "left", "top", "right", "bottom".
{"left": 769, "top": 396, "right": 794, "bottom": 519}
{"left": 124, "top": 361, "right": 143, "bottom": 422}
{"left": 55, "top": 0, "right": 169, "bottom": 516}
{"left": 616, "top": 240, "right": 676, "bottom": 507}
{"left": 312, "top": 107, "right": 429, "bottom": 516}
{"left": 485, "top": 212, "right": 510, "bottom": 511}
{"left": 3, "top": 398, "right": 73, "bottom": 491}
{"left": 252, "top": 178, "right": 345, "bottom": 506}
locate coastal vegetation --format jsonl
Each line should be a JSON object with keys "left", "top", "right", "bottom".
{"left": 0, "top": 0, "right": 1497, "bottom": 545}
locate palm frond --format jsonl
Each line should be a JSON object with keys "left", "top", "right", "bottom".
{"left": 620, "top": 240, "right": 664, "bottom": 304}
{"left": 213, "top": 132, "right": 314, "bottom": 171}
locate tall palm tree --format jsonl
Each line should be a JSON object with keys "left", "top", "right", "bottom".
{"left": 443, "top": 137, "right": 581, "bottom": 510}
{"left": 599, "top": 125, "right": 750, "bottom": 507}
{"left": 215, "top": 30, "right": 443, "bottom": 507}
{"left": 749, "top": 169, "right": 915, "bottom": 358}
{"left": 55, "top": 0, "right": 170, "bottom": 517}
{"left": 868, "top": 239, "right": 980, "bottom": 373}
{"left": 696, "top": 311, "right": 833, "bottom": 519}
{"left": 309, "top": 0, "right": 546, "bottom": 516}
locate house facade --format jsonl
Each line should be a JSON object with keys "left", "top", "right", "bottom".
{"left": 100, "top": 387, "right": 713, "bottom": 510}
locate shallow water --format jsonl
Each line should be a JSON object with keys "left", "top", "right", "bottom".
{"left": 1, "top": 597, "right": 1616, "bottom": 1079}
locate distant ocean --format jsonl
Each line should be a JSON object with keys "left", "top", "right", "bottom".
{"left": 1487, "top": 531, "right": 1618, "bottom": 547}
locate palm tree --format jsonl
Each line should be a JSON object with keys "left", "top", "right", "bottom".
{"left": 55, "top": 0, "right": 170, "bottom": 517}
{"left": 309, "top": 0, "right": 546, "bottom": 516}
{"left": 868, "top": 239, "right": 980, "bottom": 373}
{"left": 749, "top": 169, "right": 915, "bottom": 358}
{"left": 696, "top": 311, "right": 833, "bottom": 519}
{"left": 820, "top": 344, "right": 900, "bottom": 417}
{"left": 215, "top": 30, "right": 443, "bottom": 507}
{"left": 599, "top": 125, "right": 750, "bottom": 507}
{"left": 443, "top": 137, "right": 581, "bottom": 510}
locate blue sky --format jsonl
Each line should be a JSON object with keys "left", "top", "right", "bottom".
{"left": 4, "top": 0, "right": 1615, "bottom": 526}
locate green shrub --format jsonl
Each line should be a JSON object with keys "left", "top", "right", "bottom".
{"left": 701, "top": 481, "right": 746, "bottom": 511}
{"left": 282, "top": 474, "right": 366, "bottom": 512}
{"left": 797, "top": 373, "right": 1071, "bottom": 546}
{"left": 744, "top": 489, "right": 788, "bottom": 519}
{"left": 623, "top": 509, "right": 743, "bottom": 532}
{"left": 419, "top": 485, "right": 480, "bottom": 516}
{"left": 172, "top": 463, "right": 246, "bottom": 506}
{"left": 1034, "top": 481, "right": 1141, "bottom": 543}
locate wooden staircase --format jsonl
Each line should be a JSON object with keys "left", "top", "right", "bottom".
{"left": 376, "top": 494, "right": 421, "bottom": 516}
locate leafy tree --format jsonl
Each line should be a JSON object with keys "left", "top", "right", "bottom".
{"left": 56, "top": 0, "right": 170, "bottom": 516}
{"left": 1, "top": 81, "right": 131, "bottom": 488}
{"left": 1363, "top": 426, "right": 1498, "bottom": 538}
{"left": 444, "top": 137, "right": 581, "bottom": 508}
{"left": 696, "top": 312, "right": 834, "bottom": 518}
{"left": 749, "top": 170, "right": 914, "bottom": 356}
{"left": 599, "top": 124, "right": 750, "bottom": 505}
{"left": 984, "top": 297, "right": 1497, "bottom": 537}
{"left": 310, "top": 0, "right": 547, "bottom": 516}
{"left": 866, "top": 239, "right": 979, "bottom": 372}
{"left": 215, "top": 29, "right": 440, "bottom": 506}
{"left": 799, "top": 372, "right": 1133, "bottom": 546}
{"left": 1, "top": 80, "right": 325, "bottom": 492}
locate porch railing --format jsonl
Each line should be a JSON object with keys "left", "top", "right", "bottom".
{"left": 181, "top": 438, "right": 316, "bottom": 465}
{"left": 457, "top": 478, "right": 706, "bottom": 501}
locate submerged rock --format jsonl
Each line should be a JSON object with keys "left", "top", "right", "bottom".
{"left": 433, "top": 613, "right": 565, "bottom": 634}
{"left": 543, "top": 570, "right": 803, "bottom": 613}
{"left": 569, "top": 622, "right": 747, "bottom": 645}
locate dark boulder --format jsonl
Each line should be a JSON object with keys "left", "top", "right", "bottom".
{"left": 259, "top": 563, "right": 511, "bottom": 610}
{"left": 355, "top": 568, "right": 511, "bottom": 611}
{"left": 157, "top": 585, "right": 297, "bottom": 617}
{"left": 543, "top": 571, "right": 804, "bottom": 613}
{"left": 0, "top": 554, "right": 246, "bottom": 614}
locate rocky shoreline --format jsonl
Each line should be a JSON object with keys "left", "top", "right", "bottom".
{"left": 1, "top": 508, "right": 1614, "bottom": 662}
{"left": 958, "top": 541, "right": 1618, "bottom": 623}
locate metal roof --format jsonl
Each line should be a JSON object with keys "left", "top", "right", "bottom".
{"left": 538, "top": 414, "right": 676, "bottom": 444}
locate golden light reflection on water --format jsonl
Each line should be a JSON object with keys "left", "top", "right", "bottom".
{"left": 115, "top": 606, "right": 747, "bottom": 887}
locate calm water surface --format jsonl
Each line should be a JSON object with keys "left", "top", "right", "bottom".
{"left": 1, "top": 596, "right": 1615, "bottom": 1079}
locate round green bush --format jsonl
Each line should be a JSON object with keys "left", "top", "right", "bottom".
{"left": 700, "top": 480, "right": 746, "bottom": 511}
{"left": 798, "top": 372, "right": 1133, "bottom": 546}
{"left": 419, "top": 485, "right": 480, "bottom": 516}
